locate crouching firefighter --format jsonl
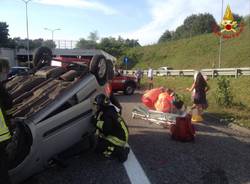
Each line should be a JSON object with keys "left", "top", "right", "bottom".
{"left": 92, "top": 94, "right": 130, "bottom": 163}
{"left": 0, "top": 59, "right": 12, "bottom": 184}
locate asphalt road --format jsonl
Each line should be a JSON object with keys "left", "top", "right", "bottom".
{"left": 24, "top": 92, "right": 250, "bottom": 184}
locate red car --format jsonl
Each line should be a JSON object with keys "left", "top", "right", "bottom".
{"left": 111, "top": 71, "right": 137, "bottom": 95}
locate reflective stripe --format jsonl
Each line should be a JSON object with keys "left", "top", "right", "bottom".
{"left": 103, "top": 150, "right": 112, "bottom": 157}
{"left": 0, "top": 108, "right": 11, "bottom": 142}
{"left": 97, "top": 112, "right": 103, "bottom": 121}
{"left": 96, "top": 111, "right": 128, "bottom": 147}
{"left": 95, "top": 129, "right": 100, "bottom": 136}
{"left": 108, "top": 146, "right": 114, "bottom": 151}
{"left": 97, "top": 121, "right": 104, "bottom": 130}
{"left": 105, "top": 135, "right": 126, "bottom": 147}
{"left": 118, "top": 115, "right": 129, "bottom": 142}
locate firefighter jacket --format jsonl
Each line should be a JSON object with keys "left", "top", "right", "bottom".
{"left": 0, "top": 108, "right": 11, "bottom": 142}
{"left": 0, "top": 82, "right": 12, "bottom": 143}
{"left": 94, "top": 105, "right": 128, "bottom": 147}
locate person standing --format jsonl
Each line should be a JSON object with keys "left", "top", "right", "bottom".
{"left": 0, "top": 58, "right": 12, "bottom": 184}
{"left": 186, "top": 71, "right": 209, "bottom": 122}
{"left": 147, "top": 67, "right": 154, "bottom": 90}
{"left": 92, "top": 94, "right": 130, "bottom": 162}
{"left": 134, "top": 69, "right": 143, "bottom": 89}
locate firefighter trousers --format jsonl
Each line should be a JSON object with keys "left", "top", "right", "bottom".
{"left": 95, "top": 138, "right": 130, "bottom": 163}
{"left": 0, "top": 142, "right": 11, "bottom": 184}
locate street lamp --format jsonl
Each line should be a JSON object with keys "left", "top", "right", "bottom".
{"left": 21, "top": 0, "right": 32, "bottom": 68}
{"left": 44, "top": 28, "right": 61, "bottom": 41}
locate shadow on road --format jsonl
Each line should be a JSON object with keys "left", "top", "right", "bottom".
{"left": 116, "top": 93, "right": 142, "bottom": 103}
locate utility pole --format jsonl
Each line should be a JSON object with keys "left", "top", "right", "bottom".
{"left": 218, "top": 0, "right": 224, "bottom": 68}
{"left": 44, "top": 28, "right": 61, "bottom": 41}
{"left": 22, "top": 0, "right": 32, "bottom": 68}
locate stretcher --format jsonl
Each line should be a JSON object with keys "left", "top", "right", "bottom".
{"left": 131, "top": 106, "right": 187, "bottom": 128}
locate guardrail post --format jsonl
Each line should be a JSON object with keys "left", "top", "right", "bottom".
{"left": 235, "top": 69, "right": 238, "bottom": 79}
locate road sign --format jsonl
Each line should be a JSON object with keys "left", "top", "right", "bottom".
{"left": 124, "top": 57, "right": 128, "bottom": 64}
{"left": 124, "top": 57, "right": 129, "bottom": 69}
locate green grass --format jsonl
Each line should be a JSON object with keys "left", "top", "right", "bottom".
{"left": 126, "top": 25, "right": 250, "bottom": 70}
{"left": 125, "top": 24, "right": 250, "bottom": 128}
{"left": 141, "top": 76, "right": 250, "bottom": 129}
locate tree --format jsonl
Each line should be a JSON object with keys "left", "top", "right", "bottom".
{"left": 98, "top": 37, "right": 123, "bottom": 57}
{"left": 76, "top": 38, "right": 97, "bottom": 49}
{"left": 158, "top": 30, "right": 173, "bottom": 43}
{"left": 88, "top": 30, "right": 99, "bottom": 42}
{"left": 43, "top": 40, "right": 56, "bottom": 49}
{"left": 244, "top": 15, "right": 250, "bottom": 26}
{"left": 183, "top": 13, "right": 217, "bottom": 36}
{"left": 233, "top": 13, "right": 243, "bottom": 23}
{"left": 30, "top": 38, "right": 43, "bottom": 49}
{"left": 160, "top": 13, "right": 217, "bottom": 41}
{"left": 124, "top": 38, "right": 140, "bottom": 47}
{"left": 0, "top": 22, "right": 9, "bottom": 47}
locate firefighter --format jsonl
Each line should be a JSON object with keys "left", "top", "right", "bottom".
{"left": 92, "top": 94, "right": 130, "bottom": 162}
{"left": 0, "top": 59, "right": 12, "bottom": 184}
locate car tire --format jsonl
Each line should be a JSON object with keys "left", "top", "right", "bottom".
{"left": 106, "top": 59, "right": 114, "bottom": 80}
{"left": 124, "top": 82, "right": 136, "bottom": 95}
{"left": 89, "top": 55, "right": 108, "bottom": 86}
{"left": 33, "top": 46, "right": 52, "bottom": 70}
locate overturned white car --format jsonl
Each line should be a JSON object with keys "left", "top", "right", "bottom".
{"left": 6, "top": 47, "right": 113, "bottom": 183}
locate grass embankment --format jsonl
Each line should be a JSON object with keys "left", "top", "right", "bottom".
{"left": 125, "top": 25, "right": 250, "bottom": 70}
{"left": 141, "top": 76, "right": 250, "bottom": 129}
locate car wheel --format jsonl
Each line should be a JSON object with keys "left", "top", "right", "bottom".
{"left": 90, "top": 55, "right": 108, "bottom": 86}
{"left": 33, "top": 46, "right": 52, "bottom": 70}
{"left": 106, "top": 59, "right": 114, "bottom": 80}
{"left": 124, "top": 82, "right": 136, "bottom": 95}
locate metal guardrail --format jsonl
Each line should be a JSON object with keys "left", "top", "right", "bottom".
{"left": 123, "top": 67, "right": 250, "bottom": 78}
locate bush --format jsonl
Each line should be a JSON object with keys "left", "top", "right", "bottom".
{"left": 215, "top": 77, "right": 233, "bottom": 107}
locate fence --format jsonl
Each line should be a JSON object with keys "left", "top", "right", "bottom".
{"left": 123, "top": 68, "right": 250, "bottom": 78}
{"left": 54, "top": 40, "right": 78, "bottom": 49}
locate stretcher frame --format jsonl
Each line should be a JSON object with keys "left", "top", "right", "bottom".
{"left": 131, "top": 106, "right": 187, "bottom": 128}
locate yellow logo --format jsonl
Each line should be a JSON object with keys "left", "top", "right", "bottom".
{"left": 213, "top": 4, "right": 244, "bottom": 39}
{"left": 220, "top": 5, "right": 238, "bottom": 33}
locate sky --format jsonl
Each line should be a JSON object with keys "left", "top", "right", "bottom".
{"left": 0, "top": 0, "right": 250, "bottom": 45}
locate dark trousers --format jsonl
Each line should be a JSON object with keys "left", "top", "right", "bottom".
{"left": 0, "top": 142, "right": 11, "bottom": 184}
{"left": 137, "top": 78, "right": 141, "bottom": 89}
{"left": 95, "top": 138, "right": 129, "bottom": 162}
{"left": 148, "top": 78, "right": 153, "bottom": 90}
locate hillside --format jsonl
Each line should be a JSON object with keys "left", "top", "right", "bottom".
{"left": 125, "top": 25, "right": 250, "bottom": 70}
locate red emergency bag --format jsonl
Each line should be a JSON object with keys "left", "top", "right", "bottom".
{"left": 170, "top": 114, "right": 195, "bottom": 142}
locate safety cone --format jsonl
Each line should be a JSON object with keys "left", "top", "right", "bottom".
{"left": 191, "top": 108, "right": 203, "bottom": 122}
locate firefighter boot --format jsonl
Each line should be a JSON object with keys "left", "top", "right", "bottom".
{"left": 117, "top": 147, "right": 130, "bottom": 163}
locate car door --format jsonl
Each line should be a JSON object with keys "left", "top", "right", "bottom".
{"left": 111, "top": 72, "right": 125, "bottom": 91}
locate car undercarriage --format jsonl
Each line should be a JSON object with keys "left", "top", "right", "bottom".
{"left": 4, "top": 47, "right": 113, "bottom": 183}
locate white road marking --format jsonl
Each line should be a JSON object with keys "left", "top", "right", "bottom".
{"left": 123, "top": 148, "right": 151, "bottom": 184}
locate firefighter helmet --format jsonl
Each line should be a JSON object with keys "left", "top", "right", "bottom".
{"left": 94, "top": 94, "right": 110, "bottom": 107}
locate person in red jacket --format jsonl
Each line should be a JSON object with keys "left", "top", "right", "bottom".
{"left": 141, "top": 87, "right": 165, "bottom": 109}
{"left": 154, "top": 88, "right": 174, "bottom": 113}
